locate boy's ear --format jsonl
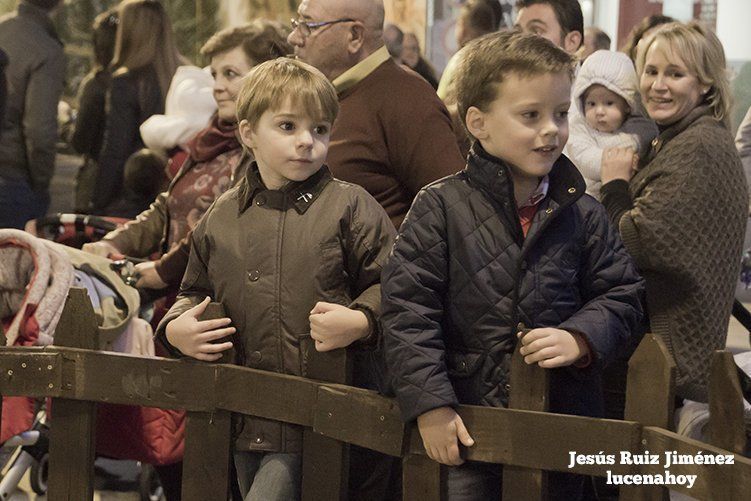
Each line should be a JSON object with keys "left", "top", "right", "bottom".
{"left": 563, "top": 30, "right": 582, "bottom": 56}
{"left": 238, "top": 119, "right": 256, "bottom": 149}
{"left": 465, "top": 106, "right": 488, "bottom": 141}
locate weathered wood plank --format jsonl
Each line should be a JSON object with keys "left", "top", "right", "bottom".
{"left": 47, "top": 398, "right": 96, "bottom": 500}
{"left": 0, "top": 350, "right": 62, "bottom": 397}
{"left": 640, "top": 427, "right": 751, "bottom": 500}
{"left": 215, "top": 363, "right": 318, "bottom": 425}
{"left": 312, "top": 384, "right": 404, "bottom": 457}
{"left": 53, "top": 288, "right": 99, "bottom": 350}
{"left": 503, "top": 342, "right": 549, "bottom": 501}
{"left": 622, "top": 334, "right": 675, "bottom": 501}
{"left": 403, "top": 454, "right": 443, "bottom": 501}
{"left": 182, "top": 410, "right": 233, "bottom": 501}
{"left": 707, "top": 351, "right": 747, "bottom": 454}
{"left": 302, "top": 343, "right": 351, "bottom": 501}
{"left": 407, "top": 406, "right": 643, "bottom": 476}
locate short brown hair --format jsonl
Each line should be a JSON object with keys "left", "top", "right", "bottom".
{"left": 200, "top": 20, "right": 292, "bottom": 66}
{"left": 635, "top": 21, "right": 731, "bottom": 126}
{"left": 236, "top": 58, "right": 339, "bottom": 129}
{"left": 455, "top": 29, "right": 575, "bottom": 134}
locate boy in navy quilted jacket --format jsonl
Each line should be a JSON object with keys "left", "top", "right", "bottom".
{"left": 381, "top": 30, "right": 645, "bottom": 499}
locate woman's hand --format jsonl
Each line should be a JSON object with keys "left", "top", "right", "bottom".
{"left": 601, "top": 147, "right": 638, "bottom": 184}
{"left": 82, "top": 240, "right": 122, "bottom": 259}
{"left": 134, "top": 261, "right": 168, "bottom": 289}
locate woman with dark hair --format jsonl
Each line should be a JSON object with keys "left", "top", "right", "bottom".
{"left": 401, "top": 32, "right": 438, "bottom": 90}
{"left": 601, "top": 22, "right": 747, "bottom": 406}
{"left": 84, "top": 20, "right": 292, "bottom": 292}
{"left": 620, "top": 14, "right": 674, "bottom": 63}
{"left": 92, "top": 0, "right": 185, "bottom": 213}
{"left": 70, "top": 7, "right": 119, "bottom": 212}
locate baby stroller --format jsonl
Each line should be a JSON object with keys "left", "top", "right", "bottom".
{"left": 0, "top": 226, "right": 182, "bottom": 500}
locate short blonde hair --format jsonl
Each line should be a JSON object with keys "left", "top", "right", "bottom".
{"left": 455, "top": 29, "right": 575, "bottom": 135}
{"left": 236, "top": 58, "right": 339, "bottom": 129}
{"left": 636, "top": 21, "right": 731, "bottom": 125}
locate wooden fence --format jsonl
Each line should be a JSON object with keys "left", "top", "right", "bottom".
{"left": 0, "top": 288, "right": 749, "bottom": 500}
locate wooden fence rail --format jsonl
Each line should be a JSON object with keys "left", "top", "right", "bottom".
{"left": 0, "top": 289, "right": 748, "bottom": 500}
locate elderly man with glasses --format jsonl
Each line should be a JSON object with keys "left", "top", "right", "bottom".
{"left": 288, "top": 0, "right": 464, "bottom": 230}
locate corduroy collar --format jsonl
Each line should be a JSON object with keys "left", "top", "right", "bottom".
{"left": 332, "top": 46, "right": 390, "bottom": 95}
{"left": 237, "top": 162, "right": 332, "bottom": 216}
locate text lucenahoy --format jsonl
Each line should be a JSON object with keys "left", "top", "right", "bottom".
{"left": 567, "top": 450, "right": 735, "bottom": 488}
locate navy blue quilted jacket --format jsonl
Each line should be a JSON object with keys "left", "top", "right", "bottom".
{"left": 382, "top": 144, "right": 645, "bottom": 422}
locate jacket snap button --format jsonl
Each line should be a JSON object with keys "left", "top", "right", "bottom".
{"left": 459, "top": 361, "right": 467, "bottom": 370}
{"left": 255, "top": 436, "right": 263, "bottom": 444}
{"left": 250, "top": 351, "right": 262, "bottom": 363}
{"left": 256, "top": 195, "right": 266, "bottom": 206}
{"left": 504, "top": 383, "right": 511, "bottom": 392}
{"left": 545, "top": 208, "right": 553, "bottom": 214}
{"left": 567, "top": 187, "right": 576, "bottom": 194}
{"left": 248, "top": 270, "right": 260, "bottom": 281}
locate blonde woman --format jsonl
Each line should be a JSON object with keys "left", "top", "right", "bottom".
{"left": 601, "top": 22, "right": 747, "bottom": 405}
{"left": 92, "top": 0, "right": 185, "bottom": 213}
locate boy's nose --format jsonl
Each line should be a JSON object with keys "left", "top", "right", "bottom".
{"left": 297, "top": 130, "right": 314, "bottom": 147}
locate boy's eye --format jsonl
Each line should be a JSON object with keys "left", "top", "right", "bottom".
{"left": 314, "top": 125, "right": 329, "bottom": 135}
{"left": 279, "top": 121, "right": 294, "bottom": 131}
{"left": 522, "top": 111, "right": 539, "bottom": 119}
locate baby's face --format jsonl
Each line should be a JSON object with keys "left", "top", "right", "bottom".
{"left": 583, "top": 85, "right": 630, "bottom": 133}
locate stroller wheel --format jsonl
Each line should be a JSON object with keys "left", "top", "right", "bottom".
{"left": 29, "top": 452, "right": 48, "bottom": 495}
{"left": 139, "top": 463, "right": 165, "bottom": 501}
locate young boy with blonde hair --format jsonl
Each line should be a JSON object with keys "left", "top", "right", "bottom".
{"left": 382, "top": 30, "right": 644, "bottom": 499}
{"left": 157, "top": 58, "right": 395, "bottom": 500}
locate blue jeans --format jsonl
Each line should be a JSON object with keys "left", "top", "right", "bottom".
{"left": 0, "top": 177, "right": 49, "bottom": 229}
{"left": 234, "top": 451, "right": 301, "bottom": 501}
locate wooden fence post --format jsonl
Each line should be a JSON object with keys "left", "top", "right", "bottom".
{"left": 707, "top": 351, "right": 747, "bottom": 454}
{"left": 502, "top": 339, "right": 549, "bottom": 501}
{"left": 302, "top": 348, "right": 351, "bottom": 501}
{"left": 48, "top": 288, "right": 98, "bottom": 500}
{"left": 182, "top": 303, "right": 233, "bottom": 501}
{"left": 621, "top": 334, "right": 676, "bottom": 501}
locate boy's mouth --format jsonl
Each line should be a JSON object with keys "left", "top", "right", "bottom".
{"left": 534, "top": 145, "right": 558, "bottom": 153}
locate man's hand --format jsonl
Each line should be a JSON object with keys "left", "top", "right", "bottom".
{"left": 601, "top": 147, "right": 638, "bottom": 184}
{"left": 82, "top": 240, "right": 123, "bottom": 259}
{"left": 165, "top": 297, "right": 235, "bottom": 361}
{"left": 417, "top": 406, "right": 474, "bottom": 466}
{"left": 518, "top": 327, "right": 589, "bottom": 368}
{"left": 309, "top": 302, "right": 369, "bottom": 352}
{"left": 134, "top": 261, "right": 168, "bottom": 290}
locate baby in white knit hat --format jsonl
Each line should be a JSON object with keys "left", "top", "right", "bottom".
{"left": 567, "top": 50, "right": 658, "bottom": 199}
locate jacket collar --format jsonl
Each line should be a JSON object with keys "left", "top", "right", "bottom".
{"left": 646, "top": 105, "right": 715, "bottom": 164}
{"left": 18, "top": 1, "right": 61, "bottom": 46}
{"left": 237, "top": 162, "right": 332, "bottom": 216}
{"left": 465, "top": 141, "right": 586, "bottom": 209}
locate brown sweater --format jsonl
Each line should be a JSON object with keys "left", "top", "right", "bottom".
{"left": 601, "top": 106, "right": 747, "bottom": 402}
{"left": 328, "top": 57, "right": 465, "bottom": 228}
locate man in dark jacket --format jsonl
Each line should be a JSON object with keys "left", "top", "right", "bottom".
{"left": 0, "top": 0, "right": 64, "bottom": 229}
{"left": 382, "top": 31, "right": 644, "bottom": 500}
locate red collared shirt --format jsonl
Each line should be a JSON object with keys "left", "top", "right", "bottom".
{"left": 517, "top": 176, "right": 549, "bottom": 237}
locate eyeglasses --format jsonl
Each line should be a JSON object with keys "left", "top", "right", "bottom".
{"left": 290, "top": 18, "right": 356, "bottom": 38}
